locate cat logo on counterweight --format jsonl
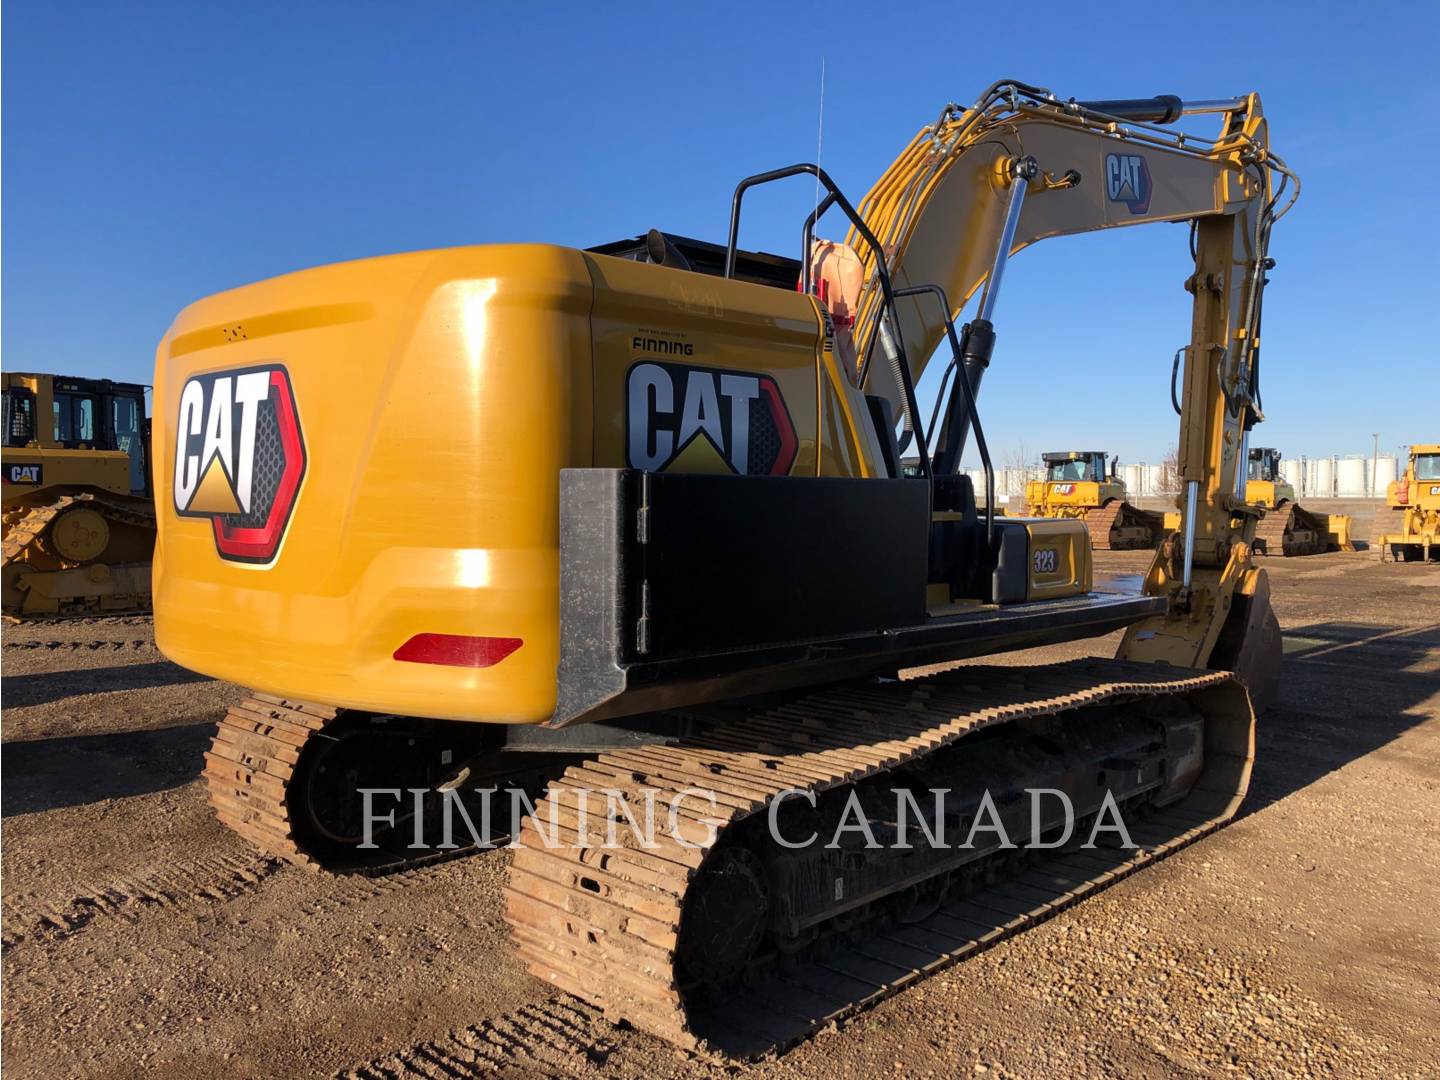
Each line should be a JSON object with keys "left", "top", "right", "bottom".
{"left": 172, "top": 364, "right": 306, "bottom": 564}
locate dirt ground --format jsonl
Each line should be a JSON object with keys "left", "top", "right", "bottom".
{"left": 3, "top": 505, "right": 1437, "bottom": 1078}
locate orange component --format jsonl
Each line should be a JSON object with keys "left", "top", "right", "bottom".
{"left": 808, "top": 240, "right": 864, "bottom": 383}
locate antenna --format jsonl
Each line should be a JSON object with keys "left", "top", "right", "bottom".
{"left": 812, "top": 56, "right": 826, "bottom": 238}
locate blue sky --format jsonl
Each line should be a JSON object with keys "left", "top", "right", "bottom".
{"left": 3, "top": 2, "right": 1434, "bottom": 465}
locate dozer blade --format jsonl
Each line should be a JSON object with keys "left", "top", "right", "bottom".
{"left": 505, "top": 659, "right": 1254, "bottom": 1058}
{"left": 1320, "top": 513, "right": 1356, "bottom": 552}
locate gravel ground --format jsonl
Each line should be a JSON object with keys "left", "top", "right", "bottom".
{"left": 3, "top": 521, "right": 1437, "bottom": 1078}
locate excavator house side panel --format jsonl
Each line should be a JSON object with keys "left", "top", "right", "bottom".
{"left": 584, "top": 253, "right": 829, "bottom": 478}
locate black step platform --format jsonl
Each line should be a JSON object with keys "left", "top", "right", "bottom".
{"left": 550, "top": 470, "right": 1165, "bottom": 727}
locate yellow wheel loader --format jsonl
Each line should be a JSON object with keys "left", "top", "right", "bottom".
{"left": 1374, "top": 443, "right": 1440, "bottom": 561}
{"left": 1022, "top": 450, "right": 1165, "bottom": 549}
{"left": 1245, "top": 446, "right": 1354, "bottom": 555}
{"left": 2, "top": 372, "right": 155, "bottom": 617}
{"left": 156, "top": 82, "right": 1293, "bottom": 1056}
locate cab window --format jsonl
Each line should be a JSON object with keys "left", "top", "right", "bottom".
{"left": 112, "top": 395, "right": 147, "bottom": 493}
{"left": 53, "top": 392, "right": 96, "bottom": 444}
{"left": 1416, "top": 454, "right": 1440, "bottom": 482}
{"left": 4, "top": 389, "right": 36, "bottom": 447}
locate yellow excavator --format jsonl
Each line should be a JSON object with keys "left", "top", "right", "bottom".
{"left": 2, "top": 371, "right": 155, "bottom": 617}
{"left": 1022, "top": 450, "right": 1166, "bottom": 549}
{"left": 1375, "top": 444, "right": 1440, "bottom": 561}
{"left": 1245, "top": 446, "right": 1354, "bottom": 556}
{"left": 154, "top": 81, "right": 1292, "bottom": 1055}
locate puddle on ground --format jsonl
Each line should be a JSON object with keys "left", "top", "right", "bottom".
{"left": 1096, "top": 573, "right": 1146, "bottom": 595}
{"left": 1282, "top": 635, "right": 1330, "bottom": 655}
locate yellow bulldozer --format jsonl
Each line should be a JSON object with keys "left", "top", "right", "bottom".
{"left": 2, "top": 371, "right": 155, "bottom": 617}
{"left": 1022, "top": 450, "right": 1165, "bottom": 549}
{"left": 155, "top": 82, "right": 1293, "bottom": 1055}
{"left": 1245, "top": 446, "right": 1354, "bottom": 556}
{"left": 1374, "top": 443, "right": 1440, "bottom": 561}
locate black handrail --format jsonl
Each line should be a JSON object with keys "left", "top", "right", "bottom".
{"left": 894, "top": 284, "right": 996, "bottom": 554}
{"left": 800, "top": 191, "right": 837, "bottom": 295}
{"left": 724, "top": 163, "right": 930, "bottom": 482}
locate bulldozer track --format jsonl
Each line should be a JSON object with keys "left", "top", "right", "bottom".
{"left": 1082, "top": 501, "right": 1163, "bottom": 550}
{"left": 332, "top": 998, "right": 615, "bottom": 1079}
{"left": 1, "top": 492, "right": 155, "bottom": 568}
{"left": 0, "top": 852, "right": 281, "bottom": 951}
{"left": 2, "top": 491, "right": 156, "bottom": 617}
{"left": 1252, "top": 502, "right": 1334, "bottom": 557}
{"left": 503, "top": 659, "right": 1250, "bottom": 1057}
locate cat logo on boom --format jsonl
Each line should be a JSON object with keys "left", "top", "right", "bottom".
{"left": 172, "top": 364, "right": 306, "bottom": 565}
{"left": 1105, "top": 153, "right": 1153, "bottom": 214}
{"left": 627, "top": 361, "right": 797, "bottom": 476}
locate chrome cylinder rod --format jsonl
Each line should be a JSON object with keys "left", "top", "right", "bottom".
{"left": 1181, "top": 97, "right": 1247, "bottom": 115}
{"left": 977, "top": 159, "right": 1034, "bottom": 323}
{"left": 1181, "top": 480, "right": 1200, "bottom": 588}
{"left": 1235, "top": 431, "right": 1250, "bottom": 498}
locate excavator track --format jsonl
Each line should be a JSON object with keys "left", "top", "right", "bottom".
{"left": 203, "top": 694, "right": 575, "bottom": 874}
{"left": 1082, "top": 501, "right": 1163, "bottom": 550}
{"left": 504, "top": 659, "right": 1252, "bottom": 1057}
{"left": 203, "top": 694, "right": 339, "bottom": 870}
{"left": 204, "top": 662, "right": 1252, "bottom": 1058}
{"left": 1, "top": 491, "right": 156, "bottom": 618}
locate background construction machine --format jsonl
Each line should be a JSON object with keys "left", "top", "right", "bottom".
{"left": 155, "top": 81, "right": 1292, "bottom": 1055}
{"left": 1023, "top": 450, "right": 1165, "bottom": 549}
{"left": 1246, "top": 446, "right": 1354, "bottom": 556}
{"left": 2, "top": 371, "right": 154, "bottom": 617}
{"left": 1374, "top": 443, "right": 1440, "bottom": 561}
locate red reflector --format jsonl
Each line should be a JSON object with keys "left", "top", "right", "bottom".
{"left": 393, "top": 634, "right": 523, "bottom": 668}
